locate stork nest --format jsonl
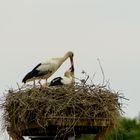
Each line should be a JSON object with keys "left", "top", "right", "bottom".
{"left": 0, "top": 82, "right": 125, "bottom": 135}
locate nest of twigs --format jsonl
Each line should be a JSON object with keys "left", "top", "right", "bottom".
{"left": 0, "top": 80, "right": 125, "bottom": 135}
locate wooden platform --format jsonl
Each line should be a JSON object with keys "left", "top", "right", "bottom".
{"left": 7, "top": 117, "right": 113, "bottom": 140}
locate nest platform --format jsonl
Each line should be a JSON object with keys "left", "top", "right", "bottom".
{"left": 1, "top": 84, "right": 123, "bottom": 140}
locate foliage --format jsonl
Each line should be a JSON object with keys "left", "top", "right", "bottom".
{"left": 107, "top": 117, "right": 140, "bottom": 140}
{"left": 77, "top": 116, "right": 140, "bottom": 140}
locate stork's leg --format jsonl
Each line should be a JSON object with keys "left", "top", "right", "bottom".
{"left": 33, "top": 80, "right": 36, "bottom": 87}
{"left": 38, "top": 79, "right": 42, "bottom": 87}
{"left": 42, "top": 79, "right": 48, "bottom": 88}
{"left": 46, "top": 79, "right": 47, "bottom": 84}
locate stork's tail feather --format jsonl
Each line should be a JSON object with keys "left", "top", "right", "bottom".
{"left": 22, "top": 71, "right": 35, "bottom": 83}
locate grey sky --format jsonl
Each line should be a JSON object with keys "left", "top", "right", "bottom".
{"left": 0, "top": 0, "right": 140, "bottom": 139}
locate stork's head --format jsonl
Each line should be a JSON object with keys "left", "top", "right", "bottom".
{"left": 65, "top": 51, "right": 74, "bottom": 67}
{"left": 64, "top": 65, "right": 74, "bottom": 77}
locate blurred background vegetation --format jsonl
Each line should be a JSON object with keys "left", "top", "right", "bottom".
{"left": 76, "top": 114, "right": 140, "bottom": 140}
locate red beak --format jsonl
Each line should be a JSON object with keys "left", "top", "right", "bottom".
{"left": 69, "top": 64, "right": 74, "bottom": 72}
{"left": 70, "top": 56, "right": 74, "bottom": 67}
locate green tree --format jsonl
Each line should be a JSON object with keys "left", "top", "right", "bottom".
{"left": 77, "top": 117, "right": 140, "bottom": 140}
{"left": 107, "top": 117, "right": 140, "bottom": 140}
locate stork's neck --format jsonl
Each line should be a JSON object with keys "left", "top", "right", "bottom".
{"left": 59, "top": 53, "right": 70, "bottom": 63}
{"left": 64, "top": 71, "right": 74, "bottom": 78}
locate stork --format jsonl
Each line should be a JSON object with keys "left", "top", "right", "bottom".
{"left": 49, "top": 64, "right": 75, "bottom": 86}
{"left": 22, "top": 51, "right": 74, "bottom": 85}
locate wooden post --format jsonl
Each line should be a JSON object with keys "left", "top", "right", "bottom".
{"left": 68, "top": 136, "right": 75, "bottom": 140}
{"left": 30, "top": 136, "right": 75, "bottom": 140}
{"left": 94, "top": 128, "right": 111, "bottom": 140}
{"left": 7, "top": 127, "right": 24, "bottom": 140}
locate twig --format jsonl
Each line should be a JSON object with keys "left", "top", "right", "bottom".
{"left": 97, "top": 58, "right": 105, "bottom": 86}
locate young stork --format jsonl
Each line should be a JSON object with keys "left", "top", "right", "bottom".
{"left": 49, "top": 64, "right": 75, "bottom": 86}
{"left": 22, "top": 51, "right": 74, "bottom": 85}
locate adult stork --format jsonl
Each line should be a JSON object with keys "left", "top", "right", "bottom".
{"left": 49, "top": 64, "right": 75, "bottom": 86}
{"left": 22, "top": 51, "right": 74, "bottom": 85}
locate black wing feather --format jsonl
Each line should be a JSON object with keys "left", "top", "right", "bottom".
{"left": 32, "top": 63, "right": 42, "bottom": 70}
{"left": 22, "top": 63, "right": 46, "bottom": 83}
{"left": 49, "top": 77, "right": 63, "bottom": 86}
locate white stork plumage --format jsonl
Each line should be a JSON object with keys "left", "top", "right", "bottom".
{"left": 22, "top": 51, "right": 74, "bottom": 84}
{"left": 49, "top": 64, "right": 75, "bottom": 86}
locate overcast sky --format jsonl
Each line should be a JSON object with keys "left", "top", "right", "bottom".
{"left": 0, "top": 0, "right": 140, "bottom": 139}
